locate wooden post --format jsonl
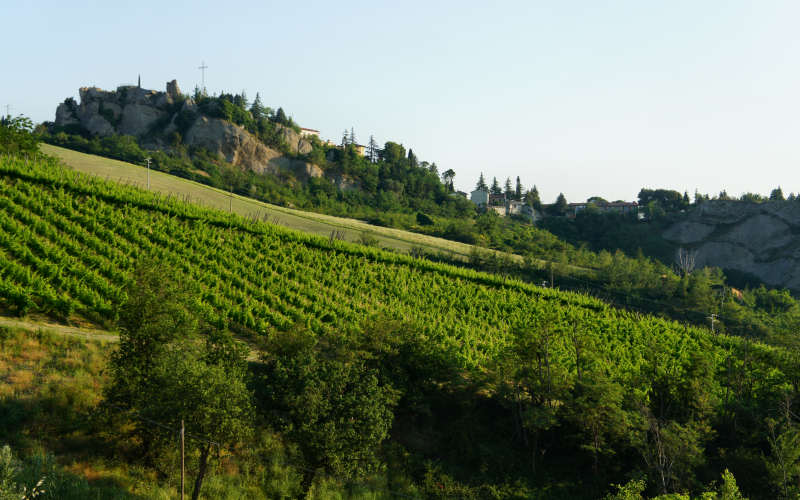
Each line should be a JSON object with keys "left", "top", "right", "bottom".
{"left": 180, "top": 419, "right": 185, "bottom": 500}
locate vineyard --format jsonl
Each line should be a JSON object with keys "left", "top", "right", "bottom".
{"left": 2, "top": 152, "right": 799, "bottom": 498}
{"left": 0, "top": 153, "right": 709, "bottom": 367}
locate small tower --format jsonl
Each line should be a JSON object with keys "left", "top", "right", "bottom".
{"left": 137, "top": 75, "right": 141, "bottom": 88}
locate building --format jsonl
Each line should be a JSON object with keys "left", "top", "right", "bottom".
{"left": 300, "top": 127, "right": 320, "bottom": 138}
{"left": 488, "top": 193, "right": 506, "bottom": 207}
{"left": 353, "top": 144, "right": 366, "bottom": 157}
{"left": 567, "top": 201, "right": 638, "bottom": 218}
{"left": 470, "top": 188, "right": 489, "bottom": 207}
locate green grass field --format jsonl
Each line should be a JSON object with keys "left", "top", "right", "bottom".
{"left": 40, "top": 144, "right": 485, "bottom": 258}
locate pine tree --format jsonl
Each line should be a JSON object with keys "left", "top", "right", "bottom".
{"left": 476, "top": 173, "right": 488, "bottom": 191}
{"left": 770, "top": 187, "right": 785, "bottom": 201}
{"left": 490, "top": 177, "right": 502, "bottom": 195}
{"left": 367, "top": 135, "right": 379, "bottom": 162}
{"left": 525, "top": 185, "right": 542, "bottom": 210}
{"left": 504, "top": 177, "right": 514, "bottom": 199}
{"left": 349, "top": 127, "right": 356, "bottom": 146}
{"left": 275, "top": 107, "right": 288, "bottom": 125}
{"left": 250, "top": 93, "right": 265, "bottom": 121}
{"left": 408, "top": 149, "right": 418, "bottom": 168}
{"left": 549, "top": 192, "right": 568, "bottom": 216}
{"left": 341, "top": 129, "right": 349, "bottom": 147}
{"left": 515, "top": 176, "right": 523, "bottom": 201}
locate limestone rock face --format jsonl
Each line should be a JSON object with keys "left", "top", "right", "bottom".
{"left": 55, "top": 102, "right": 79, "bottom": 127}
{"left": 185, "top": 117, "right": 279, "bottom": 173}
{"left": 84, "top": 114, "right": 115, "bottom": 136}
{"left": 277, "top": 124, "right": 313, "bottom": 155}
{"left": 663, "top": 201, "right": 800, "bottom": 290}
{"left": 118, "top": 104, "right": 164, "bottom": 137}
{"left": 52, "top": 80, "right": 336, "bottom": 195}
{"left": 166, "top": 80, "right": 181, "bottom": 99}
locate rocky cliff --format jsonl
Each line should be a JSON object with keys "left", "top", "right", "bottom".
{"left": 54, "top": 81, "right": 319, "bottom": 179}
{"left": 662, "top": 201, "right": 800, "bottom": 290}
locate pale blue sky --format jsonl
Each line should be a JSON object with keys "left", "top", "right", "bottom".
{"left": 3, "top": 1, "right": 800, "bottom": 203}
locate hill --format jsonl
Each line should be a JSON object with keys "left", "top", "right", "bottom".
{"left": 39, "top": 143, "right": 483, "bottom": 258}
{"left": 1, "top": 151, "right": 799, "bottom": 498}
{"left": 663, "top": 200, "right": 800, "bottom": 291}
{"left": 45, "top": 81, "right": 474, "bottom": 224}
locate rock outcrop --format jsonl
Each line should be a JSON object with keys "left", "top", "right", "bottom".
{"left": 53, "top": 80, "right": 315, "bottom": 180}
{"left": 662, "top": 201, "right": 800, "bottom": 290}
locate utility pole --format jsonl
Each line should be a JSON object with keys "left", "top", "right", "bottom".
{"left": 198, "top": 61, "right": 208, "bottom": 93}
{"left": 144, "top": 157, "right": 152, "bottom": 190}
{"left": 708, "top": 313, "right": 718, "bottom": 334}
{"left": 180, "top": 419, "right": 185, "bottom": 500}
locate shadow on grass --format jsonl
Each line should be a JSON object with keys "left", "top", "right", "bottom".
{"left": 0, "top": 397, "right": 157, "bottom": 499}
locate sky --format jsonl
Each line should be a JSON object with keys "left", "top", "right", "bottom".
{"left": 3, "top": 1, "right": 800, "bottom": 203}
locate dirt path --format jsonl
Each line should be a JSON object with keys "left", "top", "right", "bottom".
{"left": 0, "top": 316, "right": 261, "bottom": 361}
{"left": 0, "top": 316, "right": 118, "bottom": 343}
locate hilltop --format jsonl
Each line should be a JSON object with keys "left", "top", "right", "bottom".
{"left": 45, "top": 80, "right": 473, "bottom": 225}
{"left": 51, "top": 80, "right": 321, "bottom": 180}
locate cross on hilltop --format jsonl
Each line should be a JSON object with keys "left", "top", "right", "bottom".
{"left": 198, "top": 61, "right": 208, "bottom": 91}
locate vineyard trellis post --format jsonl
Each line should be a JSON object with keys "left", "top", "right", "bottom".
{"left": 181, "top": 419, "right": 185, "bottom": 500}
{"left": 144, "top": 157, "right": 151, "bottom": 190}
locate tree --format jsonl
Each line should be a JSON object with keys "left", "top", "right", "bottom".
{"left": 0, "top": 115, "right": 38, "bottom": 155}
{"left": 275, "top": 107, "right": 288, "bottom": 125}
{"left": 771, "top": 187, "right": 786, "bottom": 201}
{"left": 349, "top": 127, "right": 356, "bottom": 146}
{"left": 490, "top": 177, "right": 502, "bottom": 195}
{"left": 261, "top": 329, "right": 399, "bottom": 492}
{"left": 341, "top": 129, "right": 349, "bottom": 147}
{"left": 504, "top": 177, "right": 514, "bottom": 199}
{"left": 515, "top": 176, "right": 523, "bottom": 201}
{"left": 476, "top": 172, "right": 488, "bottom": 191}
{"left": 766, "top": 419, "right": 800, "bottom": 499}
{"left": 105, "top": 261, "right": 253, "bottom": 500}
{"left": 638, "top": 188, "right": 684, "bottom": 212}
{"left": 250, "top": 92, "right": 265, "bottom": 121}
{"left": 148, "top": 340, "right": 253, "bottom": 500}
{"left": 548, "top": 192, "right": 568, "bottom": 216}
{"left": 525, "top": 186, "right": 542, "bottom": 210}
{"left": 407, "top": 148, "right": 418, "bottom": 168}
{"left": 367, "top": 135, "right": 379, "bottom": 163}
{"left": 442, "top": 169, "right": 456, "bottom": 192}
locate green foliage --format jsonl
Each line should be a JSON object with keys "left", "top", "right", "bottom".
{"left": 416, "top": 211, "right": 434, "bottom": 226}
{"left": 548, "top": 192, "right": 568, "bottom": 216}
{"left": 0, "top": 115, "right": 38, "bottom": 155}
{"left": 638, "top": 188, "right": 687, "bottom": 213}
{"left": 260, "top": 329, "right": 399, "bottom": 491}
{"left": 105, "top": 261, "right": 253, "bottom": 499}
{"left": 5, "top": 154, "right": 800, "bottom": 498}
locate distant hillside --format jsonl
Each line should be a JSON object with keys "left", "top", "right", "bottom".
{"left": 45, "top": 80, "right": 472, "bottom": 221}
{"left": 663, "top": 200, "right": 800, "bottom": 291}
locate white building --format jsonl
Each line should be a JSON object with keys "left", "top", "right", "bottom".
{"left": 470, "top": 188, "right": 489, "bottom": 207}
{"left": 300, "top": 127, "right": 320, "bottom": 138}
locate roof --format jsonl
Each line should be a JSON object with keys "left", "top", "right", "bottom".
{"left": 300, "top": 127, "right": 320, "bottom": 133}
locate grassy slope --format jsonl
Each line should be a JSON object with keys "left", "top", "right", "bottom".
{"left": 40, "top": 144, "right": 483, "bottom": 258}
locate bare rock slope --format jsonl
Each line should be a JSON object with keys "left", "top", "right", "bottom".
{"left": 54, "top": 80, "right": 316, "bottom": 179}
{"left": 662, "top": 201, "right": 800, "bottom": 290}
